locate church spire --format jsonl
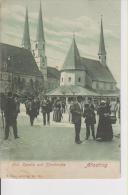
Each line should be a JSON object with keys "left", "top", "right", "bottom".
{"left": 98, "top": 16, "right": 107, "bottom": 66}
{"left": 34, "top": 0, "right": 47, "bottom": 88}
{"left": 62, "top": 35, "right": 81, "bottom": 70}
{"left": 36, "top": 0, "right": 45, "bottom": 46}
{"left": 22, "top": 7, "right": 31, "bottom": 50}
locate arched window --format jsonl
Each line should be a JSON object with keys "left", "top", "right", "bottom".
{"left": 35, "top": 43, "right": 38, "bottom": 49}
{"left": 68, "top": 77, "right": 71, "bottom": 82}
{"left": 42, "top": 58, "right": 45, "bottom": 66}
{"left": 62, "top": 77, "right": 63, "bottom": 82}
{"left": 3, "top": 62, "right": 7, "bottom": 71}
{"left": 78, "top": 77, "right": 81, "bottom": 82}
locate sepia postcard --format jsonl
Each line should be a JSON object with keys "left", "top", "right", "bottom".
{"left": 0, "top": 0, "right": 121, "bottom": 179}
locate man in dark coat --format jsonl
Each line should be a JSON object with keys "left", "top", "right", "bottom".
{"left": 4, "top": 92, "right": 19, "bottom": 140}
{"left": 41, "top": 96, "right": 52, "bottom": 125}
{"left": 35, "top": 97, "right": 40, "bottom": 116}
{"left": 83, "top": 103, "right": 96, "bottom": 140}
{"left": 14, "top": 94, "right": 20, "bottom": 119}
{"left": 26, "top": 98, "right": 39, "bottom": 126}
{"left": 70, "top": 96, "right": 83, "bottom": 144}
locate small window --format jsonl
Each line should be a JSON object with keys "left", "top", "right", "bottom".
{"left": 68, "top": 77, "right": 71, "bottom": 82}
{"left": 62, "top": 77, "right": 63, "bottom": 82}
{"left": 78, "top": 77, "right": 81, "bottom": 82}
{"left": 42, "top": 58, "right": 45, "bottom": 66}
{"left": 4, "top": 62, "right": 7, "bottom": 70}
{"left": 35, "top": 43, "right": 38, "bottom": 49}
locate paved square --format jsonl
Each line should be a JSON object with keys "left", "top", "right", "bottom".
{"left": 0, "top": 105, "right": 120, "bottom": 161}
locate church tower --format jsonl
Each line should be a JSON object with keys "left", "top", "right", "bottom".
{"left": 60, "top": 35, "right": 86, "bottom": 87}
{"left": 98, "top": 17, "right": 107, "bottom": 66}
{"left": 34, "top": 1, "right": 47, "bottom": 87}
{"left": 22, "top": 7, "right": 31, "bottom": 50}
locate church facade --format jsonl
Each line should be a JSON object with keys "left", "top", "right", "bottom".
{"left": 60, "top": 19, "right": 117, "bottom": 95}
{"left": 0, "top": 43, "right": 43, "bottom": 95}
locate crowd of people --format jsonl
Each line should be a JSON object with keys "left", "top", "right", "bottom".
{"left": 0, "top": 92, "right": 120, "bottom": 144}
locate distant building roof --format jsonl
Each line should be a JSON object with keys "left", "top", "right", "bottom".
{"left": 81, "top": 57, "right": 116, "bottom": 83}
{"left": 62, "top": 36, "right": 83, "bottom": 71}
{"left": 0, "top": 43, "right": 43, "bottom": 77}
{"left": 47, "top": 66, "right": 60, "bottom": 80}
{"left": 47, "top": 85, "right": 99, "bottom": 96}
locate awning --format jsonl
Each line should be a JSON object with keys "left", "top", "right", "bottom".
{"left": 46, "top": 85, "right": 99, "bottom": 96}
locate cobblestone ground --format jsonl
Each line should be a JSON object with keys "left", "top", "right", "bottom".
{"left": 0, "top": 104, "right": 120, "bottom": 161}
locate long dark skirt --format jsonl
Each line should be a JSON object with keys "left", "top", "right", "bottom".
{"left": 53, "top": 109, "right": 62, "bottom": 122}
{"left": 96, "top": 117, "right": 113, "bottom": 141}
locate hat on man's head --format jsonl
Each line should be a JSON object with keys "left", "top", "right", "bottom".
{"left": 77, "top": 96, "right": 83, "bottom": 101}
{"left": 100, "top": 100, "right": 106, "bottom": 105}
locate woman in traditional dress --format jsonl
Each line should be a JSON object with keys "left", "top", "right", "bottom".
{"left": 96, "top": 100, "right": 113, "bottom": 141}
{"left": 53, "top": 99, "right": 62, "bottom": 122}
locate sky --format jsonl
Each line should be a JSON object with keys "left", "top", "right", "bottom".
{"left": 0, "top": 0, "right": 120, "bottom": 85}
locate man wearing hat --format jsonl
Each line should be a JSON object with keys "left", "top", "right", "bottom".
{"left": 4, "top": 92, "right": 19, "bottom": 140}
{"left": 83, "top": 103, "right": 96, "bottom": 140}
{"left": 13, "top": 93, "right": 20, "bottom": 119}
{"left": 70, "top": 96, "right": 83, "bottom": 144}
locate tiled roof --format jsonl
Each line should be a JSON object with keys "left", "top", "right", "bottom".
{"left": 47, "top": 66, "right": 60, "bottom": 79}
{"left": 0, "top": 43, "right": 43, "bottom": 77}
{"left": 62, "top": 37, "right": 83, "bottom": 70}
{"left": 81, "top": 57, "right": 116, "bottom": 83}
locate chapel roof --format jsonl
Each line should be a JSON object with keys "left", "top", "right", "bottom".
{"left": 81, "top": 57, "right": 116, "bottom": 83}
{"left": 0, "top": 43, "right": 43, "bottom": 77}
